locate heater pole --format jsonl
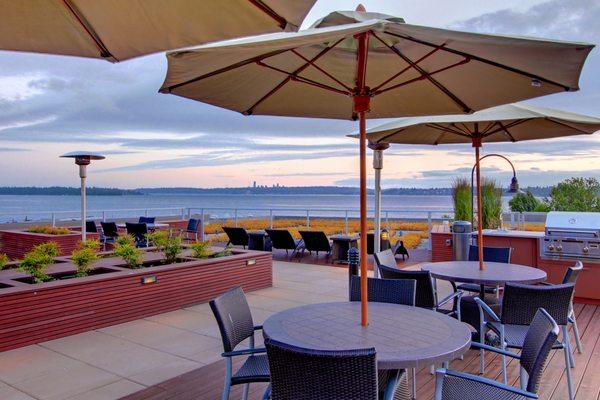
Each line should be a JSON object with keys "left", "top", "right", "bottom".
{"left": 80, "top": 164, "right": 87, "bottom": 242}
{"left": 369, "top": 142, "right": 389, "bottom": 279}
{"left": 473, "top": 137, "right": 484, "bottom": 270}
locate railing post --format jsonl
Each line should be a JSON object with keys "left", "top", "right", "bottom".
{"left": 385, "top": 211, "right": 389, "bottom": 229}
{"left": 234, "top": 209, "right": 238, "bottom": 227}
{"left": 345, "top": 210, "right": 349, "bottom": 235}
{"left": 187, "top": 208, "right": 192, "bottom": 219}
{"left": 102, "top": 211, "right": 106, "bottom": 222}
{"left": 51, "top": 213, "right": 56, "bottom": 227}
{"left": 269, "top": 209, "right": 273, "bottom": 229}
{"left": 306, "top": 210, "right": 310, "bottom": 228}
{"left": 200, "top": 209, "right": 205, "bottom": 241}
{"left": 181, "top": 208, "right": 186, "bottom": 220}
{"left": 428, "top": 211, "right": 433, "bottom": 250}
{"left": 144, "top": 209, "right": 148, "bottom": 217}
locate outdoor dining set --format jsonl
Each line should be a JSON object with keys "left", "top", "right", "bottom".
{"left": 210, "top": 244, "right": 583, "bottom": 400}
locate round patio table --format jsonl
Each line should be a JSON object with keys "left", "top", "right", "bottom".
{"left": 262, "top": 302, "right": 471, "bottom": 370}
{"left": 421, "top": 261, "right": 547, "bottom": 299}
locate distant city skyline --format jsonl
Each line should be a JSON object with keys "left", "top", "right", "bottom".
{"left": 0, "top": 0, "right": 598, "bottom": 189}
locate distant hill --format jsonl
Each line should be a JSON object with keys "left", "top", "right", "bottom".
{"left": 0, "top": 185, "right": 553, "bottom": 196}
{"left": 0, "top": 186, "right": 143, "bottom": 196}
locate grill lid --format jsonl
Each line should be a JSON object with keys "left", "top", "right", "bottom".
{"left": 546, "top": 211, "right": 600, "bottom": 231}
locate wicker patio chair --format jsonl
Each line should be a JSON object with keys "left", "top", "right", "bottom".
{"left": 475, "top": 282, "right": 576, "bottom": 399}
{"left": 222, "top": 227, "right": 250, "bottom": 248}
{"left": 264, "top": 338, "right": 408, "bottom": 400}
{"left": 99, "top": 222, "right": 119, "bottom": 249}
{"left": 265, "top": 229, "right": 304, "bottom": 259}
{"left": 125, "top": 222, "right": 149, "bottom": 247}
{"left": 456, "top": 245, "right": 512, "bottom": 296}
{"left": 298, "top": 231, "right": 332, "bottom": 260}
{"left": 540, "top": 261, "right": 583, "bottom": 354}
{"left": 435, "top": 308, "right": 559, "bottom": 400}
{"left": 349, "top": 276, "right": 416, "bottom": 306}
{"left": 210, "top": 287, "right": 269, "bottom": 400}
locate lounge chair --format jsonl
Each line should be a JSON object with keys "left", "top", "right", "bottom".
{"left": 210, "top": 287, "right": 269, "bottom": 400}
{"left": 138, "top": 216, "right": 155, "bottom": 224}
{"left": 476, "top": 282, "right": 575, "bottom": 399}
{"left": 86, "top": 220, "right": 98, "bottom": 233}
{"left": 265, "top": 229, "right": 303, "bottom": 258}
{"left": 298, "top": 230, "right": 332, "bottom": 260}
{"left": 171, "top": 218, "right": 201, "bottom": 242}
{"left": 366, "top": 232, "right": 391, "bottom": 255}
{"left": 435, "top": 308, "right": 559, "bottom": 400}
{"left": 125, "top": 222, "right": 149, "bottom": 247}
{"left": 264, "top": 338, "right": 408, "bottom": 400}
{"left": 100, "top": 222, "right": 119, "bottom": 249}
{"left": 222, "top": 227, "right": 249, "bottom": 248}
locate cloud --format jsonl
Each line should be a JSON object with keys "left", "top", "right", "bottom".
{"left": 0, "top": 147, "right": 29, "bottom": 152}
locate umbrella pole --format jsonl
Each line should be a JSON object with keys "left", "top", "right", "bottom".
{"left": 355, "top": 30, "right": 370, "bottom": 327}
{"left": 473, "top": 138, "right": 484, "bottom": 270}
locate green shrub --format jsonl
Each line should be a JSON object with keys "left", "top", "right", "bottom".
{"left": 452, "top": 177, "right": 472, "bottom": 222}
{"left": 544, "top": 177, "right": 600, "bottom": 212}
{"left": 72, "top": 248, "right": 98, "bottom": 277}
{"left": 215, "top": 244, "right": 234, "bottom": 258}
{"left": 190, "top": 241, "right": 211, "bottom": 259}
{"left": 509, "top": 191, "right": 541, "bottom": 212}
{"left": 0, "top": 253, "right": 9, "bottom": 270}
{"left": 481, "top": 178, "right": 503, "bottom": 229}
{"left": 19, "top": 242, "right": 59, "bottom": 283}
{"left": 27, "top": 226, "right": 71, "bottom": 235}
{"left": 114, "top": 235, "right": 142, "bottom": 269}
{"left": 146, "top": 231, "right": 182, "bottom": 264}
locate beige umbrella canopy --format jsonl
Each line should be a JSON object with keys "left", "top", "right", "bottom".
{"left": 362, "top": 103, "right": 600, "bottom": 269}
{"left": 159, "top": 8, "right": 593, "bottom": 325}
{"left": 0, "top": 0, "right": 316, "bottom": 62}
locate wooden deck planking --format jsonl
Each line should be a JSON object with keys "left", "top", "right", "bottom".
{"left": 120, "top": 303, "right": 600, "bottom": 400}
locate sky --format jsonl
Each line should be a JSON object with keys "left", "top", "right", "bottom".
{"left": 0, "top": 0, "right": 598, "bottom": 189}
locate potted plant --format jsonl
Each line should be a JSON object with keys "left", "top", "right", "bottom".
{"left": 26, "top": 226, "right": 71, "bottom": 235}
{"left": 71, "top": 240, "right": 101, "bottom": 277}
{"left": 114, "top": 235, "right": 142, "bottom": 269}
{"left": 146, "top": 231, "right": 183, "bottom": 264}
{"left": 19, "top": 242, "right": 59, "bottom": 283}
{"left": 190, "top": 241, "right": 212, "bottom": 259}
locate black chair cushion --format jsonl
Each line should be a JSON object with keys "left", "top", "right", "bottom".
{"left": 231, "top": 354, "right": 270, "bottom": 385}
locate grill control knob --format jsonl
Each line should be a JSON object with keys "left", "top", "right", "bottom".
{"left": 583, "top": 247, "right": 589, "bottom": 253}
{"left": 547, "top": 244, "right": 555, "bottom": 251}
{"left": 556, "top": 245, "right": 563, "bottom": 252}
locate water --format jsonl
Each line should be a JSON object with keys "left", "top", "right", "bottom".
{"left": 0, "top": 194, "right": 512, "bottom": 223}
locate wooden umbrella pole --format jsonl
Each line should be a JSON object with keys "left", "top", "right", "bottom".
{"left": 355, "top": 29, "right": 370, "bottom": 327}
{"left": 473, "top": 138, "right": 485, "bottom": 270}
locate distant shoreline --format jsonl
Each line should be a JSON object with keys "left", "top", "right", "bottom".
{"left": 0, "top": 186, "right": 553, "bottom": 197}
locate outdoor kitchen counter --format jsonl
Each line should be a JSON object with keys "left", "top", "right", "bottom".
{"left": 430, "top": 225, "right": 600, "bottom": 304}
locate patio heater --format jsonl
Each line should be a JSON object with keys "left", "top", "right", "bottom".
{"left": 470, "top": 153, "right": 521, "bottom": 227}
{"left": 60, "top": 152, "right": 105, "bottom": 241}
{"left": 369, "top": 140, "right": 389, "bottom": 278}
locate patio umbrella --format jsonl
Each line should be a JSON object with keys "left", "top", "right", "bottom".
{"left": 361, "top": 103, "right": 600, "bottom": 270}
{"left": 0, "top": 0, "right": 316, "bottom": 61}
{"left": 159, "top": 8, "right": 593, "bottom": 325}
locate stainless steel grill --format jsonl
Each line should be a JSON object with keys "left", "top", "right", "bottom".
{"left": 541, "top": 211, "right": 600, "bottom": 259}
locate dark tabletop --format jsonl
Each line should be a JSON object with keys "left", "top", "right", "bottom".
{"left": 248, "top": 230, "right": 267, "bottom": 236}
{"left": 330, "top": 234, "right": 360, "bottom": 242}
{"left": 262, "top": 302, "right": 471, "bottom": 369}
{"left": 421, "top": 261, "right": 547, "bottom": 286}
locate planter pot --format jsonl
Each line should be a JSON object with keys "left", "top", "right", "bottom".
{"left": 0, "top": 248, "right": 272, "bottom": 351}
{"left": 0, "top": 230, "right": 100, "bottom": 260}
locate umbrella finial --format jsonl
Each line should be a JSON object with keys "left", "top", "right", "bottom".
{"left": 356, "top": 4, "right": 366, "bottom": 12}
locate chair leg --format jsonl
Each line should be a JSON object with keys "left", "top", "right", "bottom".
{"left": 563, "top": 327, "right": 574, "bottom": 400}
{"left": 412, "top": 367, "right": 417, "bottom": 400}
{"left": 241, "top": 383, "right": 249, "bottom": 400}
{"left": 222, "top": 358, "right": 232, "bottom": 400}
{"left": 500, "top": 327, "right": 507, "bottom": 385}
{"left": 519, "top": 366, "right": 527, "bottom": 390}
{"left": 479, "top": 311, "right": 485, "bottom": 375}
{"left": 571, "top": 311, "right": 583, "bottom": 354}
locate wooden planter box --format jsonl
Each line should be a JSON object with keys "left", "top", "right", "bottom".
{"left": 0, "top": 230, "right": 99, "bottom": 260}
{"left": 0, "top": 249, "right": 272, "bottom": 352}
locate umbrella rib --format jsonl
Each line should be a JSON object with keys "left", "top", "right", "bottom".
{"left": 61, "top": 0, "right": 115, "bottom": 61}
{"left": 371, "top": 32, "right": 472, "bottom": 113}
{"left": 426, "top": 123, "right": 473, "bottom": 138}
{"left": 290, "top": 49, "right": 353, "bottom": 91}
{"left": 255, "top": 61, "right": 350, "bottom": 95}
{"left": 483, "top": 118, "right": 531, "bottom": 138}
{"left": 544, "top": 117, "right": 597, "bottom": 134}
{"left": 371, "top": 44, "right": 445, "bottom": 92}
{"left": 481, "top": 121, "right": 499, "bottom": 135}
{"left": 451, "top": 123, "right": 474, "bottom": 136}
{"left": 378, "top": 128, "right": 405, "bottom": 143}
{"left": 244, "top": 38, "right": 348, "bottom": 114}
{"left": 247, "top": 0, "right": 288, "bottom": 29}
{"left": 384, "top": 30, "right": 573, "bottom": 91}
